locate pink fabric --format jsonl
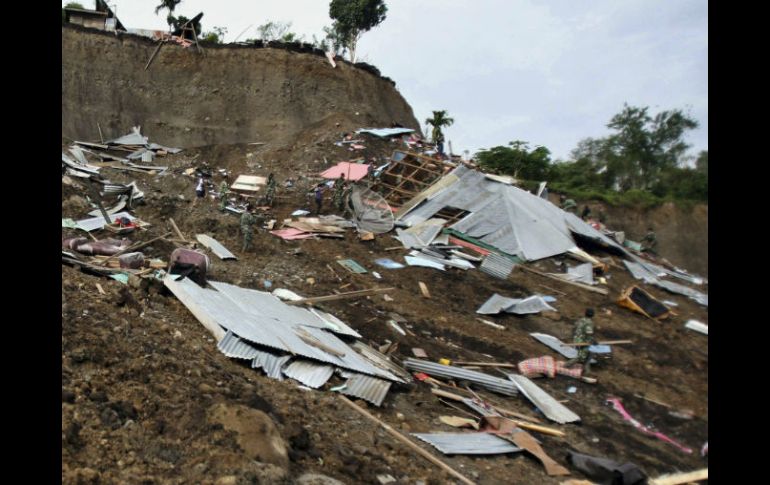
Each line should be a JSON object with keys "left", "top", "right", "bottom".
{"left": 606, "top": 398, "right": 693, "bottom": 454}
{"left": 320, "top": 162, "right": 370, "bottom": 181}
{"left": 270, "top": 228, "right": 314, "bottom": 240}
{"left": 518, "top": 356, "right": 583, "bottom": 379}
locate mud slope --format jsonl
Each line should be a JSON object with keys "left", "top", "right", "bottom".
{"left": 62, "top": 27, "right": 419, "bottom": 148}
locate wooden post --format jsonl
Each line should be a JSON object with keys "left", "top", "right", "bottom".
{"left": 339, "top": 396, "right": 477, "bottom": 485}
{"left": 168, "top": 218, "right": 187, "bottom": 241}
{"left": 519, "top": 265, "right": 608, "bottom": 295}
{"left": 285, "top": 287, "right": 395, "bottom": 306}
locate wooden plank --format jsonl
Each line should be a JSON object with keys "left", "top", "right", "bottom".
{"left": 564, "top": 340, "right": 632, "bottom": 347}
{"left": 509, "top": 431, "right": 570, "bottom": 476}
{"left": 519, "top": 265, "right": 609, "bottom": 295}
{"left": 168, "top": 218, "right": 186, "bottom": 241}
{"left": 339, "top": 396, "right": 477, "bottom": 485}
{"left": 95, "top": 283, "right": 106, "bottom": 295}
{"left": 419, "top": 282, "right": 431, "bottom": 299}
{"left": 649, "top": 469, "right": 707, "bottom": 485}
{"left": 99, "top": 233, "right": 172, "bottom": 266}
{"left": 429, "top": 388, "right": 549, "bottom": 428}
{"left": 285, "top": 287, "right": 395, "bottom": 306}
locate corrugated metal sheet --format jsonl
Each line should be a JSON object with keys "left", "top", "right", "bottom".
{"left": 567, "top": 263, "right": 594, "bottom": 285}
{"left": 196, "top": 234, "right": 237, "bottom": 260}
{"left": 480, "top": 253, "right": 515, "bottom": 279}
{"left": 76, "top": 212, "right": 136, "bottom": 232}
{"left": 624, "top": 260, "right": 660, "bottom": 282}
{"left": 352, "top": 342, "right": 412, "bottom": 383}
{"left": 508, "top": 374, "right": 580, "bottom": 424}
{"left": 653, "top": 279, "right": 708, "bottom": 307}
{"left": 107, "top": 128, "right": 148, "bottom": 146}
{"left": 477, "top": 294, "right": 556, "bottom": 315}
{"left": 340, "top": 373, "right": 392, "bottom": 406}
{"left": 403, "top": 359, "right": 518, "bottom": 396}
{"left": 404, "top": 255, "right": 446, "bottom": 271}
{"left": 356, "top": 127, "right": 415, "bottom": 138}
{"left": 166, "top": 277, "right": 398, "bottom": 381}
{"left": 624, "top": 260, "right": 707, "bottom": 306}
{"left": 412, "top": 433, "right": 521, "bottom": 455}
{"left": 530, "top": 333, "right": 578, "bottom": 359}
{"left": 412, "top": 250, "right": 475, "bottom": 270}
{"left": 251, "top": 350, "right": 291, "bottom": 380}
{"left": 217, "top": 330, "right": 261, "bottom": 360}
{"left": 282, "top": 360, "right": 334, "bottom": 388}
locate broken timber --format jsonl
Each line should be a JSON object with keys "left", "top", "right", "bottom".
{"left": 339, "top": 396, "right": 477, "bottom": 485}
{"left": 564, "top": 340, "right": 632, "bottom": 347}
{"left": 285, "top": 287, "right": 395, "bottom": 306}
{"left": 520, "top": 265, "right": 608, "bottom": 295}
{"left": 649, "top": 468, "right": 708, "bottom": 485}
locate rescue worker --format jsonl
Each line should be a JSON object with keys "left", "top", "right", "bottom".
{"left": 240, "top": 204, "right": 256, "bottom": 252}
{"left": 314, "top": 184, "right": 324, "bottom": 215}
{"left": 266, "top": 173, "right": 277, "bottom": 207}
{"left": 642, "top": 227, "right": 657, "bottom": 255}
{"left": 561, "top": 197, "right": 578, "bottom": 213}
{"left": 218, "top": 178, "right": 229, "bottom": 212}
{"left": 565, "top": 308, "right": 596, "bottom": 375}
{"left": 333, "top": 174, "right": 347, "bottom": 212}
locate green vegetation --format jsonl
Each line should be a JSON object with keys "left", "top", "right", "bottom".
{"left": 474, "top": 104, "right": 707, "bottom": 207}
{"left": 329, "top": 0, "right": 388, "bottom": 62}
{"left": 202, "top": 26, "right": 227, "bottom": 44}
{"left": 425, "top": 110, "right": 454, "bottom": 144}
{"left": 253, "top": 21, "right": 304, "bottom": 43}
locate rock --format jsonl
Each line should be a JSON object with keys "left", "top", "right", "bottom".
{"left": 214, "top": 476, "right": 237, "bottom": 485}
{"left": 207, "top": 403, "right": 289, "bottom": 470}
{"left": 295, "top": 473, "right": 347, "bottom": 485}
{"left": 199, "top": 383, "right": 216, "bottom": 394}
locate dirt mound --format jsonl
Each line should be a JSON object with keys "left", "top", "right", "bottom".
{"left": 62, "top": 27, "right": 419, "bottom": 149}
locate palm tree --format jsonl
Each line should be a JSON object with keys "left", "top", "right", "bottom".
{"left": 425, "top": 110, "right": 454, "bottom": 154}
{"left": 155, "top": 0, "right": 183, "bottom": 15}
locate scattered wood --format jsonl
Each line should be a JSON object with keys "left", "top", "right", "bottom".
{"left": 286, "top": 287, "right": 395, "bottom": 306}
{"left": 633, "top": 393, "right": 672, "bottom": 409}
{"left": 419, "top": 281, "right": 431, "bottom": 299}
{"left": 168, "top": 218, "right": 187, "bottom": 241}
{"left": 476, "top": 318, "right": 505, "bottom": 330}
{"left": 509, "top": 430, "right": 570, "bottom": 476}
{"left": 649, "top": 469, "right": 707, "bottom": 485}
{"left": 520, "top": 265, "right": 609, "bottom": 295}
{"left": 339, "top": 396, "right": 477, "bottom": 485}
{"left": 99, "top": 233, "right": 173, "bottom": 267}
{"left": 385, "top": 246, "right": 404, "bottom": 251}
{"left": 439, "top": 415, "right": 479, "bottom": 430}
{"left": 95, "top": 283, "right": 106, "bottom": 295}
{"left": 537, "top": 283, "right": 567, "bottom": 296}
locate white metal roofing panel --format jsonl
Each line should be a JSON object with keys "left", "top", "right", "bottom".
{"left": 196, "top": 234, "right": 237, "bottom": 260}
{"left": 340, "top": 373, "right": 392, "bottom": 406}
{"left": 76, "top": 212, "right": 136, "bottom": 232}
{"left": 508, "top": 374, "right": 581, "bottom": 424}
{"left": 217, "top": 330, "right": 261, "bottom": 359}
{"left": 530, "top": 333, "right": 578, "bottom": 359}
{"left": 479, "top": 253, "right": 515, "bottom": 279}
{"left": 283, "top": 360, "right": 335, "bottom": 388}
{"left": 252, "top": 350, "right": 291, "bottom": 380}
{"left": 412, "top": 433, "right": 521, "bottom": 455}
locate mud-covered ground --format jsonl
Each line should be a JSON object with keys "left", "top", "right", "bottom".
{"left": 62, "top": 136, "right": 708, "bottom": 484}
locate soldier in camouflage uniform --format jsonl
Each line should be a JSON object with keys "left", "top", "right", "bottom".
{"left": 265, "top": 173, "right": 277, "bottom": 207}
{"left": 240, "top": 204, "right": 256, "bottom": 252}
{"left": 565, "top": 308, "right": 596, "bottom": 374}
{"left": 642, "top": 227, "right": 657, "bottom": 255}
{"left": 218, "top": 179, "right": 230, "bottom": 212}
{"left": 332, "top": 174, "right": 346, "bottom": 212}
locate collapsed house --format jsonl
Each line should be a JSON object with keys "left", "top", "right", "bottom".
{"left": 164, "top": 276, "right": 409, "bottom": 406}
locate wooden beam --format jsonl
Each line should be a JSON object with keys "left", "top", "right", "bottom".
{"left": 563, "top": 340, "right": 632, "bottom": 347}
{"left": 339, "top": 396, "right": 477, "bottom": 485}
{"left": 649, "top": 469, "right": 707, "bottom": 485}
{"left": 99, "top": 233, "right": 172, "bottom": 266}
{"left": 285, "top": 287, "right": 395, "bottom": 306}
{"left": 519, "top": 265, "right": 609, "bottom": 295}
{"left": 168, "top": 218, "right": 187, "bottom": 241}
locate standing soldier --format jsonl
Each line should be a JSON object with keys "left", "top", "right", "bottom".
{"left": 333, "top": 174, "right": 346, "bottom": 212}
{"left": 565, "top": 308, "right": 596, "bottom": 375}
{"left": 266, "top": 173, "right": 277, "bottom": 207}
{"left": 218, "top": 178, "right": 230, "bottom": 212}
{"left": 240, "top": 204, "right": 256, "bottom": 252}
{"left": 642, "top": 227, "right": 657, "bottom": 255}
{"left": 314, "top": 184, "right": 324, "bottom": 215}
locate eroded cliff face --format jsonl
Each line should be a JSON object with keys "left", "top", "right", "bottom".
{"left": 62, "top": 27, "right": 419, "bottom": 148}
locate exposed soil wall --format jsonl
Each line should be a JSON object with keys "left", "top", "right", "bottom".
{"left": 62, "top": 26, "right": 419, "bottom": 148}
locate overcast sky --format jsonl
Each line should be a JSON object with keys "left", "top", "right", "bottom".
{"left": 65, "top": 0, "right": 707, "bottom": 161}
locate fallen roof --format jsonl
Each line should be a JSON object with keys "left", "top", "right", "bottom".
{"left": 412, "top": 433, "right": 521, "bottom": 455}
{"left": 164, "top": 276, "right": 398, "bottom": 381}
{"left": 320, "top": 162, "right": 370, "bottom": 181}
{"left": 397, "top": 165, "right": 627, "bottom": 262}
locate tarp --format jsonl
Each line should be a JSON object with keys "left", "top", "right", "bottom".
{"left": 320, "top": 162, "right": 370, "bottom": 181}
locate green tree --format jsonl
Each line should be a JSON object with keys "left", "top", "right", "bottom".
{"left": 202, "top": 26, "right": 227, "bottom": 43}
{"left": 695, "top": 150, "right": 708, "bottom": 174}
{"left": 476, "top": 141, "right": 552, "bottom": 180}
{"left": 256, "top": 21, "right": 303, "bottom": 42}
{"left": 425, "top": 110, "right": 454, "bottom": 145}
{"left": 329, "top": 0, "right": 387, "bottom": 62}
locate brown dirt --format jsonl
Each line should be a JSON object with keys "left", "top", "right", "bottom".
{"left": 62, "top": 134, "right": 708, "bottom": 484}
